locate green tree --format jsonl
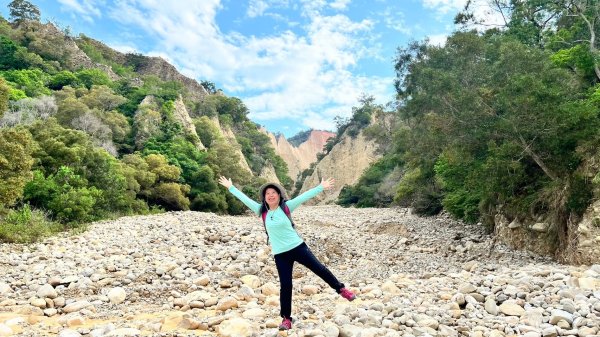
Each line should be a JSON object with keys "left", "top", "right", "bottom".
{"left": 200, "top": 80, "right": 217, "bottom": 94}
{"left": 121, "top": 153, "right": 156, "bottom": 196}
{"left": 1, "top": 68, "right": 51, "bottom": 97}
{"left": 27, "top": 118, "right": 92, "bottom": 173}
{"left": 133, "top": 105, "right": 162, "bottom": 149}
{"left": 24, "top": 167, "right": 101, "bottom": 224}
{"left": 8, "top": 0, "right": 40, "bottom": 25}
{"left": 151, "top": 182, "right": 190, "bottom": 210}
{"left": 0, "top": 127, "right": 35, "bottom": 207}
{"left": 0, "top": 78, "right": 9, "bottom": 118}
{"left": 0, "top": 36, "right": 20, "bottom": 70}
{"left": 194, "top": 116, "right": 220, "bottom": 147}
{"left": 141, "top": 153, "right": 191, "bottom": 211}
{"left": 55, "top": 96, "right": 90, "bottom": 126}
{"left": 393, "top": 31, "right": 599, "bottom": 228}
{"left": 81, "top": 85, "right": 127, "bottom": 111}
{"left": 206, "top": 138, "right": 252, "bottom": 185}
{"left": 49, "top": 71, "right": 78, "bottom": 90}
{"left": 75, "top": 69, "right": 111, "bottom": 89}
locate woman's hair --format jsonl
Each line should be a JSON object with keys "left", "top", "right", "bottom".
{"left": 259, "top": 186, "right": 284, "bottom": 215}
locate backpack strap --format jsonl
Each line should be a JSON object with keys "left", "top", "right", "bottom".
{"left": 261, "top": 211, "right": 269, "bottom": 244}
{"left": 282, "top": 201, "right": 295, "bottom": 227}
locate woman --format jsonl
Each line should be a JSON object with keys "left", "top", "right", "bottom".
{"left": 218, "top": 176, "right": 356, "bottom": 331}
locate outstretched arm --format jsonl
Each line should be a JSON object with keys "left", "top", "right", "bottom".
{"left": 287, "top": 177, "right": 335, "bottom": 211}
{"left": 219, "top": 176, "right": 261, "bottom": 215}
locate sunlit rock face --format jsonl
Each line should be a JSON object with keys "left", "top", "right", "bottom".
{"left": 299, "top": 128, "right": 381, "bottom": 204}
{"left": 265, "top": 129, "right": 335, "bottom": 183}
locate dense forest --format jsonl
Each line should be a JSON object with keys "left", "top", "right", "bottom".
{"left": 0, "top": 0, "right": 292, "bottom": 243}
{"left": 338, "top": 0, "right": 600, "bottom": 257}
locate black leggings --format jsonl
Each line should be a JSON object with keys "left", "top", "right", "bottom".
{"left": 274, "top": 242, "right": 344, "bottom": 319}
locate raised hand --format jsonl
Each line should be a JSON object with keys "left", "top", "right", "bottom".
{"left": 218, "top": 176, "right": 233, "bottom": 189}
{"left": 320, "top": 177, "right": 335, "bottom": 190}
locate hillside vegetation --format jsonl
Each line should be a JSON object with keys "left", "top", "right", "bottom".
{"left": 0, "top": 1, "right": 291, "bottom": 243}
{"left": 338, "top": 1, "right": 600, "bottom": 259}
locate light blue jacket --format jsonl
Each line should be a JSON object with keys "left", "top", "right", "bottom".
{"left": 228, "top": 184, "right": 324, "bottom": 254}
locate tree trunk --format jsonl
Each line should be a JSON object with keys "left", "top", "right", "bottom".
{"left": 518, "top": 135, "right": 559, "bottom": 181}
{"left": 572, "top": 1, "right": 600, "bottom": 81}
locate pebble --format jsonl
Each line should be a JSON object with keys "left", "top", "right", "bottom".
{"left": 0, "top": 207, "right": 596, "bottom": 336}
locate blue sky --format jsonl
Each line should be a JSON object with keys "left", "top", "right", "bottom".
{"left": 0, "top": 0, "right": 502, "bottom": 137}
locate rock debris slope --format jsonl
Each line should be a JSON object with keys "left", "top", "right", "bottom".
{"left": 0, "top": 206, "right": 599, "bottom": 337}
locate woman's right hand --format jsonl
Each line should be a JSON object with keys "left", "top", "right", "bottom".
{"left": 218, "top": 176, "right": 233, "bottom": 189}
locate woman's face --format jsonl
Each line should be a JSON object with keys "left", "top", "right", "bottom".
{"left": 264, "top": 187, "right": 280, "bottom": 208}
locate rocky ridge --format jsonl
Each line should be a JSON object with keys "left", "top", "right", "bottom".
{"left": 266, "top": 131, "right": 335, "bottom": 182}
{"left": 299, "top": 130, "right": 381, "bottom": 204}
{"left": 0, "top": 206, "right": 599, "bottom": 337}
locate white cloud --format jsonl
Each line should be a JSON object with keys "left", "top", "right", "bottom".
{"left": 57, "top": 0, "right": 102, "bottom": 22}
{"left": 381, "top": 8, "right": 411, "bottom": 35}
{"left": 330, "top": 0, "right": 352, "bottom": 10}
{"left": 422, "top": 0, "right": 507, "bottom": 27}
{"left": 427, "top": 33, "right": 448, "bottom": 46}
{"left": 422, "top": 0, "right": 466, "bottom": 14}
{"left": 108, "top": 0, "right": 392, "bottom": 132}
{"left": 247, "top": 0, "right": 268, "bottom": 17}
{"left": 463, "top": 0, "right": 508, "bottom": 27}
{"left": 246, "top": 0, "right": 291, "bottom": 18}
{"left": 108, "top": 43, "right": 138, "bottom": 54}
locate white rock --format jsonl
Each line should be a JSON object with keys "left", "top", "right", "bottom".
{"left": 550, "top": 309, "right": 573, "bottom": 324}
{"left": 194, "top": 275, "right": 210, "bottom": 286}
{"left": 217, "top": 318, "right": 254, "bottom": 337}
{"left": 105, "top": 328, "right": 142, "bottom": 336}
{"left": 261, "top": 282, "right": 279, "bottom": 296}
{"left": 44, "top": 308, "right": 58, "bottom": 316}
{"left": 107, "top": 287, "right": 127, "bottom": 304}
{"left": 499, "top": 302, "right": 525, "bottom": 316}
{"left": 240, "top": 275, "right": 261, "bottom": 288}
{"left": 242, "top": 308, "right": 266, "bottom": 319}
{"left": 63, "top": 301, "right": 92, "bottom": 313}
{"left": 485, "top": 299, "right": 499, "bottom": 315}
{"left": 302, "top": 285, "right": 320, "bottom": 295}
{"left": 381, "top": 280, "right": 401, "bottom": 294}
{"left": 37, "top": 284, "right": 58, "bottom": 299}
{"left": 0, "top": 283, "right": 12, "bottom": 296}
{"left": 322, "top": 322, "right": 340, "bottom": 337}
{"left": 58, "top": 329, "right": 82, "bottom": 337}
{"left": 458, "top": 284, "right": 477, "bottom": 293}
{"left": 30, "top": 297, "right": 47, "bottom": 308}
{"left": 216, "top": 296, "right": 238, "bottom": 311}
{"left": 541, "top": 327, "right": 558, "bottom": 337}
{"left": 0, "top": 324, "right": 12, "bottom": 337}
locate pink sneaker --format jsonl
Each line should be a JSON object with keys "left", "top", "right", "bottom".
{"left": 278, "top": 317, "right": 292, "bottom": 330}
{"left": 340, "top": 287, "right": 356, "bottom": 301}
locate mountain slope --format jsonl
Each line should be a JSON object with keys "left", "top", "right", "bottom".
{"left": 265, "top": 129, "right": 335, "bottom": 182}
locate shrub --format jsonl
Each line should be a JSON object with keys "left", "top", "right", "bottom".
{"left": 0, "top": 205, "right": 58, "bottom": 243}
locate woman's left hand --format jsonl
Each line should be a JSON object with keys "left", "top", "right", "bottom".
{"left": 320, "top": 177, "right": 335, "bottom": 190}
